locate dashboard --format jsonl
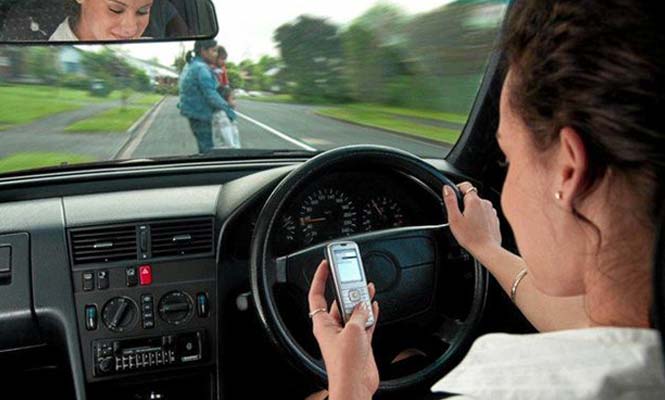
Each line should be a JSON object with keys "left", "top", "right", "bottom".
{"left": 0, "top": 159, "right": 497, "bottom": 400}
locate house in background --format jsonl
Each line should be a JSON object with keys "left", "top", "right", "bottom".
{"left": 0, "top": 46, "right": 86, "bottom": 82}
{"left": 0, "top": 47, "right": 25, "bottom": 81}
{"left": 57, "top": 47, "right": 85, "bottom": 75}
{"left": 0, "top": 46, "right": 175, "bottom": 89}
{"left": 123, "top": 53, "right": 179, "bottom": 87}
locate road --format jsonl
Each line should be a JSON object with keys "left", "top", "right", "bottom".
{"left": 0, "top": 100, "right": 129, "bottom": 160}
{"left": 128, "top": 98, "right": 452, "bottom": 159}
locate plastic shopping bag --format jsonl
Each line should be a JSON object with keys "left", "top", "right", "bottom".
{"left": 212, "top": 111, "right": 240, "bottom": 149}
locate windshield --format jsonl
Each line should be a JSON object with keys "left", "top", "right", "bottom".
{"left": 0, "top": 0, "right": 507, "bottom": 176}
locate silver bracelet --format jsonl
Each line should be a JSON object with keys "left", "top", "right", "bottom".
{"left": 510, "top": 268, "right": 528, "bottom": 303}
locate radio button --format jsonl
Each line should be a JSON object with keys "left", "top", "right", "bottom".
{"left": 98, "top": 356, "right": 114, "bottom": 373}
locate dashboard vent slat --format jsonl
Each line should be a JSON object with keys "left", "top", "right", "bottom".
{"left": 150, "top": 218, "right": 214, "bottom": 258}
{"left": 70, "top": 225, "right": 137, "bottom": 265}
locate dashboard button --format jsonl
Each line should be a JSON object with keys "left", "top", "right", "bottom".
{"left": 97, "top": 270, "right": 109, "bottom": 290}
{"left": 85, "top": 305, "right": 98, "bottom": 331}
{"left": 82, "top": 272, "right": 94, "bottom": 292}
{"left": 126, "top": 267, "right": 138, "bottom": 287}
{"left": 197, "top": 292, "right": 209, "bottom": 318}
{"left": 139, "top": 265, "right": 152, "bottom": 286}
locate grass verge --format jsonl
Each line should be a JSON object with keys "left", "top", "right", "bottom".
{"left": 0, "top": 152, "right": 95, "bottom": 173}
{"left": 64, "top": 106, "right": 151, "bottom": 133}
{"left": 315, "top": 107, "right": 462, "bottom": 144}
{"left": 345, "top": 103, "right": 467, "bottom": 125}
{"left": 237, "top": 94, "right": 300, "bottom": 104}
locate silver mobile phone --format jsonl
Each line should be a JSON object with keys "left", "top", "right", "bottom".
{"left": 325, "top": 241, "right": 375, "bottom": 328}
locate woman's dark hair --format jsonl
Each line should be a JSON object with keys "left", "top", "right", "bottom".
{"left": 503, "top": 0, "right": 665, "bottom": 220}
{"left": 185, "top": 39, "right": 218, "bottom": 63}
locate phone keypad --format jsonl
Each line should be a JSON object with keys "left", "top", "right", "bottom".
{"left": 348, "top": 289, "right": 361, "bottom": 302}
{"left": 340, "top": 287, "right": 374, "bottom": 327}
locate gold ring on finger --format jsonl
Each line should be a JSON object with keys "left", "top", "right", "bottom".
{"left": 308, "top": 308, "right": 327, "bottom": 318}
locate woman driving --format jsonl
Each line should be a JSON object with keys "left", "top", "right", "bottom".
{"left": 50, "top": 0, "right": 153, "bottom": 41}
{"left": 308, "top": 0, "right": 665, "bottom": 399}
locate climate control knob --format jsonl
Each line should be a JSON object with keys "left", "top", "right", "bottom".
{"left": 102, "top": 297, "right": 138, "bottom": 332}
{"left": 158, "top": 291, "right": 193, "bottom": 325}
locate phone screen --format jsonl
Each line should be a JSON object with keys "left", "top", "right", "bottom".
{"left": 333, "top": 249, "right": 363, "bottom": 283}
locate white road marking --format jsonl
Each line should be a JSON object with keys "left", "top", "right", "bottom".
{"left": 115, "top": 99, "right": 166, "bottom": 159}
{"left": 303, "top": 138, "right": 333, "bottom": 146}
{"left": 236, "top": 111, "right": 317, "bottom": 152}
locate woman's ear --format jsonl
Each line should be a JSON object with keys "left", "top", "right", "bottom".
{"left": 557, "top": 127, "right": 589, "bottom": 208}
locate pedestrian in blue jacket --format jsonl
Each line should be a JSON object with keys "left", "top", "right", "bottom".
{"left": 178, "top": 39, "right": 236, "bottom": 153}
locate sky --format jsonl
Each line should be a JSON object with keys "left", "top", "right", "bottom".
{"left": 119, "top": 0, "right": 456, "bottom": 68}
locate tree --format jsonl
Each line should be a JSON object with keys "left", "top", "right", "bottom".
{"left": 80, "top": 47, "right": 152, "bottom": 101}
{"left": 274, "top": 16, "right": 349, "bottom": 102}
{"left": 341, "top": 5, "right": 411, "bottom": 104}
{"left": 25, "top": 47, "right": 61, "bottom": 84}
{"left": 173, "top": 49, "right": 188, "bottom": 73}
{"left": 131, "top": 68, "right": 152, "bottom": 92}
{"left": 225, "top": 61, "right": 244, "bottom": 89}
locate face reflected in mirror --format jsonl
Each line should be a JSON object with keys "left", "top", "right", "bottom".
{"left": 53, "top": 0, "right": 154, "bottom": 41}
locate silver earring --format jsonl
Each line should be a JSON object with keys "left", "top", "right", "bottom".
{"left": 555, "top": 191, "right": 563, "bottom": 200}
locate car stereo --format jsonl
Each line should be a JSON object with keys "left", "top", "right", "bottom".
{"left": 93, "top": 331, "right": 205, "bottom": 376}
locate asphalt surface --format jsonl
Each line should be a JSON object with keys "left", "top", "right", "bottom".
{"left": 0, "top": 96, "right": 454, "bottom": 163}
{"left": 129, "top": 98, "right": 453, "bottom": 159}
{"left": 0, "top": 100, "right": 129, "bottom": 160}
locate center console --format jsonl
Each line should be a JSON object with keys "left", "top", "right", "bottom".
{"left": 68, "top": 217, "right": 217, "bottom": 393}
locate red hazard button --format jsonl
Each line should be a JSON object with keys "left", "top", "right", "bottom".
{"left": 139, "top": 265, "right": 152, "bottom": 286}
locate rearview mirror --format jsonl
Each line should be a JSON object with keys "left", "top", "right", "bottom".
{"left": 0, "top": 0, "right": 219, "bottom": 43}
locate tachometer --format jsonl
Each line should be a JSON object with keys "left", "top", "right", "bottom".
{"left": 299, "top": 188, "right": 358, "bottom": 244}
{"left": 362, "top": 196, "right": 406, "bottom": 231}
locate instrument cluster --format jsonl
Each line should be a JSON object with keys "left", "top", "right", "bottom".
{"left": 273, "top": 171, "right": 444, "bottom": 255}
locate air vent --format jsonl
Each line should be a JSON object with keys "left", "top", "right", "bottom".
{"left": 70, "top": 225, "right": 138, "bottom": 265}
{"left": 150, "top": 218, "right": 214, "bottom": 258}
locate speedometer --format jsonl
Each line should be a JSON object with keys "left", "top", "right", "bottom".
{"left": 299, "top": 188, "right": 358, "bottom": 245}
{"left": 362, "top": 196, "right": 406, "bottom": 231}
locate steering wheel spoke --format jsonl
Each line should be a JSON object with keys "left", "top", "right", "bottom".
{"left": 432, "top": 315, "right": 469, "bottom": 346}
{"left": 276, "top": 224, "right": 448, "bottom": 324}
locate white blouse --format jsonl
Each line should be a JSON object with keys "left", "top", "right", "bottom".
{"left": 49, "top": 18, "right": 78, "bottom": 41}
{"left": 431, "top": 327, "right": 665, "bottom": 399}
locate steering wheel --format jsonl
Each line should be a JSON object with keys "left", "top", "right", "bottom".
{"left": 250, "top": 145, "right": 488, "bottom": 394}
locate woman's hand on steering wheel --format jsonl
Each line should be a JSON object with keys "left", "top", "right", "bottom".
{"left": 308, "top": 260, "right": 380, "bottom": 400}
{"left": 443, "top": 182, "right": 502, "bottom": 261}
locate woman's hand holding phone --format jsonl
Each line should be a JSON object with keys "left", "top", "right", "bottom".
{"left": 308, "top": 260, "right": 380, "bottom": 400}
